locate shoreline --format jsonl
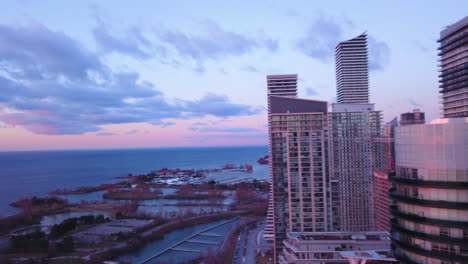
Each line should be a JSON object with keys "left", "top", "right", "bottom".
{"left": 0, "top": 161, "right": 270, "bottom": 263}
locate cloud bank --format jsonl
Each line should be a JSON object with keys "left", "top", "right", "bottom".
{"left": 155, "top": 20, "right": 278, "bottom": 63}
{"left": 0, "top": 23, "right": 262, "bottom": 135}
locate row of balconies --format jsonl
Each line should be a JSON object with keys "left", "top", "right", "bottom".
{"left": 441, "top": 94, "right": 468, "bottom": 105}
{"left": 390, "top": 190, "right": 468, "bottom": 209}
{"left": 438, "top": 35, "right": 468, "bottom": 56}
{"left": 439, "top": 62, "right": 468, "bottom": 78}
{"left": 391, "top": 222, "right": 467, "bottom": 245}
{"left": 389, "top": 175, "right": 468, "bottom": 189}
{"left": 439, "top": 31, "right": 467, "bottom": 49}
{"left": 391, "top": 235, "right": 468, "bottom": 262}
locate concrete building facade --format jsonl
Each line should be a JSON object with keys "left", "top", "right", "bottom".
{"left": 265, "top": 74, "right": 299, "bottom": 245}
{"left": 331, "top": 33, "right": 385, "bottom": 232}
{"left": 329, "top": 103, "right": 383, "bottom": 231}
{"left": 372, "top": 118, "right": 398, "bottom": 232}
{"left": 267, "top": 76, "right": 331, "bottom": 260}
{"left": 373, "top": 171, "right": 392, "bottom": 232}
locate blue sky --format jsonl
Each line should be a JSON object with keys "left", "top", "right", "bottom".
{"left": 0, "top": 0, "right": 466, "bottom": 150}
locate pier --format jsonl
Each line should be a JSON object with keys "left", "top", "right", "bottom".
{"left": 171, "top": 248, "right": 207, "bottom": 253}
{"left": 139, "top": 217, "right": 238, "bottom": 264}
{"left": 185, "top": 239, "right": 219, "bottom": 245}
{"left": 198, "top": 232, "right": 223, "bottom": 237}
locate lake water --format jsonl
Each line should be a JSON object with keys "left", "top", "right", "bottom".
{"left": 0, "top": 146, "right": 268, "bottom": 216}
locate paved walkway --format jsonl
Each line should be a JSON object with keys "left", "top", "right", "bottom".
{"left": 234, "top": 220, "right": 272, "bottom": 264}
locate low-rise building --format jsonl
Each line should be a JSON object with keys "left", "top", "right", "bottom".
{"left": 280, "top": 232, "right": 394, "bottom": 264}
{"left": 400, "top": 109, "right": 425, "bottom": 126}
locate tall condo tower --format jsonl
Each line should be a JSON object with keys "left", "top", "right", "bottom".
{"left": 264, "top": 74, "right": 299, "bottom": 245}
{"left": 329, "top": 103, "right": 382, "bottom": 231}
{"left": 267, "top": 75, "right": 330, "bottom": 262}
{"left": 330, "top": 33, "right": 383, "bottom": 231}
{"left": 336, "top": 33, "right": 369, "bottom": 104}
{"left": 439, "top": 16, "right": 468, "bottom": 118}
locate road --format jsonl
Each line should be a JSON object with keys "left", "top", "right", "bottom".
{"left": 233, "top": 220, "right": 272, "bottom": 264}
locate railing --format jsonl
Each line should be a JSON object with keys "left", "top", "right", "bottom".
{"left": 391, "top": 222, "right": 468, "bottom": 245}
{"left": 389, "top": 192, "right": 468, "bottom": 209}
{"left": 392, "top": 238, "right": 468, "bottom": 262}
{"left": 390, "top": 209, "right": 467, "bottom": 228}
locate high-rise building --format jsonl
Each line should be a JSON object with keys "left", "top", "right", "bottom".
{"left": 390, "top": 118, "right": 468, "bottom": 263}
{"left": 329, "top": 103, "right": 382, "bottom": 231}
{"left": 400, "top": 109, "right": 425, "bottom": 126}
{"left": 267, "top": 74, "right": 298, "bottom": 98}
{"left": 265, "top": 74, "right": 299, "bottom": 245}
{"left": 383, "top": 117, "right": 398, "bottom": 172}
{"left": 336, "top": 33, "right": 369, "bottom": 104}
{"left": 439, "top": 16, "right": 468, "bottom": 118}
{"left": 373, "top": 171, "right": 392, "bottom": 232}
{"left": 264, "top": 198, "right": 275, "bottom": 243}
{"left": 267, "top": 75, "right": 330, "bottom": 261}
{"left": 331, "top": 33, "right": 383, "bottom": 232}
{"left": 372, "top": 117, "right": 398, "bottom": 232}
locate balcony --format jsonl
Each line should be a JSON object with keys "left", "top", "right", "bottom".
{"left": 391, "top": 238, "right": 468, "bottom": 262}
{"left": 440, "top": 81, "right": 468, "bottom": 92}
{"left": 390, "top": 208, "right": 467, "bottom": 228}
{"left": 389, "top": 176, "right": 468, "bottom": 189}
{"left": 438, "top": 37, "right": 468, "bottom": 56}
{"left": 391, "top": 222, "right": 468, "bottom": 245}
{"left": 392, "top": 251, "right": 420, "bottom": 264}
{"left": 389, "top": 192, "right": 468, "bottom": 209}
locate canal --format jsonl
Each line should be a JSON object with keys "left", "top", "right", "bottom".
{"left": 116, "top": 218, "right": 239, "bottom": 264}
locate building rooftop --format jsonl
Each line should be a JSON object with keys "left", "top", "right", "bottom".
{"left": 267, "top": 74, "right": 298, "bottom": 79}
{"left": 269, "top": 96, "right": 327, "bottom": 114}
{"left": 340, "top": 250, "right": 396, "bottom": 262}
{"left": 289, "top": 232, "right": 390, "bottom": 241}
{"left": 440, "top": 16, "right": 468, "bottom": 40}
{"left": 430, "top": 117, "right": 468, "bottom": 124}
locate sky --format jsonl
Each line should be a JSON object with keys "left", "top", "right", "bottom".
{"left": 0, "top": 0, "right": 466, "bottom": 150}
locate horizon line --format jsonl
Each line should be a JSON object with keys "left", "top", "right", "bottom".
{"left": 0, "top": 144, "right": 269, "bottom": 152}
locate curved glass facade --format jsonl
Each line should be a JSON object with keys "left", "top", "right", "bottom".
{"left": 391, "top": 119, "right": 468, "bottom": 264}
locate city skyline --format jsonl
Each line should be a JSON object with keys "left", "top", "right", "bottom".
{"left": 0, "top": 1, "right": 467, "bottom": 150}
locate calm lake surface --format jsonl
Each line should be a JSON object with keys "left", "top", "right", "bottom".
{"left": 0, "top": 146, "right": 268, "bottom": 216}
